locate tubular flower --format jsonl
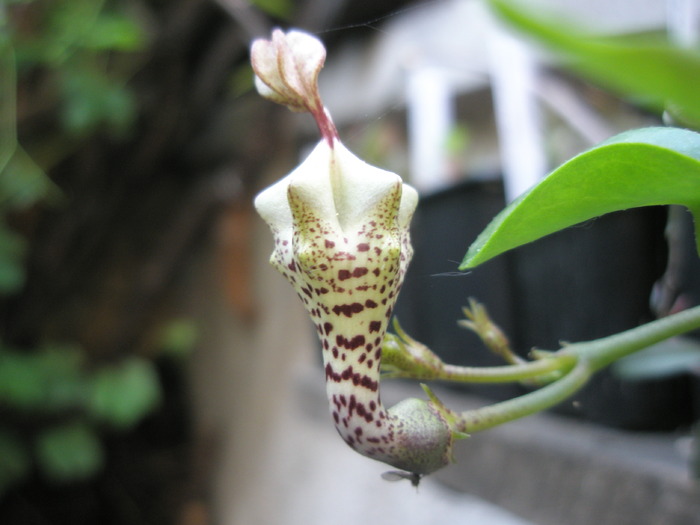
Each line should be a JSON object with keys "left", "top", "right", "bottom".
{"left": 252, "top": 29, "right": 460, "bottom": 476}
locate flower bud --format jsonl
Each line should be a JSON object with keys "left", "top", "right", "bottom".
{"left": 251, "top": 29, "right": 325, "bottom": 113}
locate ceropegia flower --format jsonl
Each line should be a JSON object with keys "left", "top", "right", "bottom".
{"left": 252, "top": 29, "right": 462, "bottom": 476}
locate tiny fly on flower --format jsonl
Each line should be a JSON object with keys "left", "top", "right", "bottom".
{"left": 381, "top": 470, "right": 422, "bottom": 487}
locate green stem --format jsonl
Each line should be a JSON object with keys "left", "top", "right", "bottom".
{"left": 457, "top": 306, "right": 700, "bottom": 433}
{"left": 566, "top": 304, "right": 700, "bottom": 371}
{"left": 458, "top": 357, "right": 592, "bottom": 433}
{"left": 435, "top": 353, "right": 575, "bottom": 383}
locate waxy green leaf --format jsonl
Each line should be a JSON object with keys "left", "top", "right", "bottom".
{"left": 461, "top": 127, "right": 700, "bottom": 269}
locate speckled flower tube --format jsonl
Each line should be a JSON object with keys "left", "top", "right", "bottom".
{"left": 252, "top": 29, "right": 458, "bottom": 476}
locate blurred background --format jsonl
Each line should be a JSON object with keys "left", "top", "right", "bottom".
{"left": 1, "top": 0, "right": 700, "bottom": 524}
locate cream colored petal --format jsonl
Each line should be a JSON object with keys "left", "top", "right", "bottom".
{"left": 329, "top": 140, "right": 411, "bottom": 233}
{"left": 398, "top": 183, "right": 419, "bottom": 230}
{"left": 277, "top": 30, "right": 326, "bottom": 105}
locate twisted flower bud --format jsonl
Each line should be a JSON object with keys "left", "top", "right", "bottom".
{"left": 252, "top": 29, "right": 461, "bottom": 476}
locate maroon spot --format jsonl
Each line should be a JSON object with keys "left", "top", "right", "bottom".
{"left": 324, "top": 322, "right": 333, "bottom": 335}
{"left": 325, "top": 239, "right": 335, "bottom": 248}
{"left": 339, "top": 395, "right": 347, "bottom": 406}
{"left": 332, "top": 303, "right": 365, "bottom": 317}
{"left": 338, "top": 269, "right": 351, "bottom": 281}
{"left": 355, "top": 285, "right": 369, "bottom": 291}
{"left": 367, "top": 359, "right": 374, "bottom": 368}
{"left": 316, "top": 287, "right": 329, "bottom": 295}
{"left": 341, "top": 366, "right": 353, "bottom": 381}
{"left": 287, "top": 261, "right": 297, "bottom": 272}
{"left": 323, "top": 339, "right": 329, "bottom": 349}
{"left": 336, "top": 334, "right": 366, "bottom": 350}
{"left": 358, "top": 353, "right": 367, "bottom": 364}
{"left": 352, "top": 267, "right": 369, "bottom": 278}
{"left": 357, "top": 243, "right": 370, "bottom": 252}
{"left": 325, "top": 363, "right": 341, "bottom": 382}
{"left": 369, "top": 401, "right": 377, "bottom": 411}
{"left": 319, "top": 264, "right": 328, "bottom": 271}
{"left": 360, "top": 375, "right": 378, "bottom": 392}
{"left": 354, "top": 427, "right": 363, "bottom": 436}
{"left": 302, "top": 286, "right": 313, "bottom": 298}
{"left": 365, "top": 343, "right": 373, "bottom": 351}
{"left": 372, "top": 268, "right": 380, "bottom": 277}
{"left": 333, "top": 412, "right": 339, "bottom": 424}
{"left": 332, "top": 348, "right": 339, "bottom": 358}
{"left": 369, "top": 321, "right": 382, "bottom": 333}
{"left": 379, "top": 285, "right": 386, "bottom": 294}
{"left": 365, "top": 299, "right": 378, "bottom": 308}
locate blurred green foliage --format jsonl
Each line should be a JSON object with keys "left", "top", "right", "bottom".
{"left": 89, "top": 358, "right": 162, "bottom": 430}
{"left": 488, "top": 0, "right": 700, "bottom": 126}
{"left": 0, "top": 343, "right": 163, "bottom": 492}
{"left": 249, "top": 0, "right": 293, "bottom": 20}
{"left": 34, "top": 422, "right": 104, "bottom": 483}
{"left": 0, "top": 0, "right": 180, "bottom": 498}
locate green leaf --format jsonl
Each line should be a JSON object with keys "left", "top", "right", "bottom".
{"left": 0, "top": 146, "right": 58, "bottom": 209}
{"left": 0, "top": 429, "right": 31, "bottom": 494}
{"left": 488, "top": 0, "right": 700, "bottom": 124}
{"left": 0, "top": 37, "right": 17, "bottom": 176}
{"left": 58, "top": 64, "right": 137, "bottom": 137}
{"left": 36, "top": 344, "right": 89, "bottom": 412}
{"left": 0, "top": 224, "right": 26, "bottom": 295}
{"left": 461, "top": 127, "right": 700, "bottom": 269}
{"left": 35, "top": 422, "right": 103, "bottom": 482}
{"left": 88, "top": 357, "right": 161, "bottom": 429}
{"left": 81, "top": 13, "right": 146, "bottom": 52}
{"left": 0, "top": 344, "right": 87, "bottom": 411}
{"left": 249, "top": 0, "right": 293, "bottom": 19}
{"left": 157, "top": 318, "right": 198, "bottom": 360}
{"left": 0, "top": 349, "right": 45, "bottom": 409}
{"left": 612, "top": 337, "right": 700, "bottom": 380}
